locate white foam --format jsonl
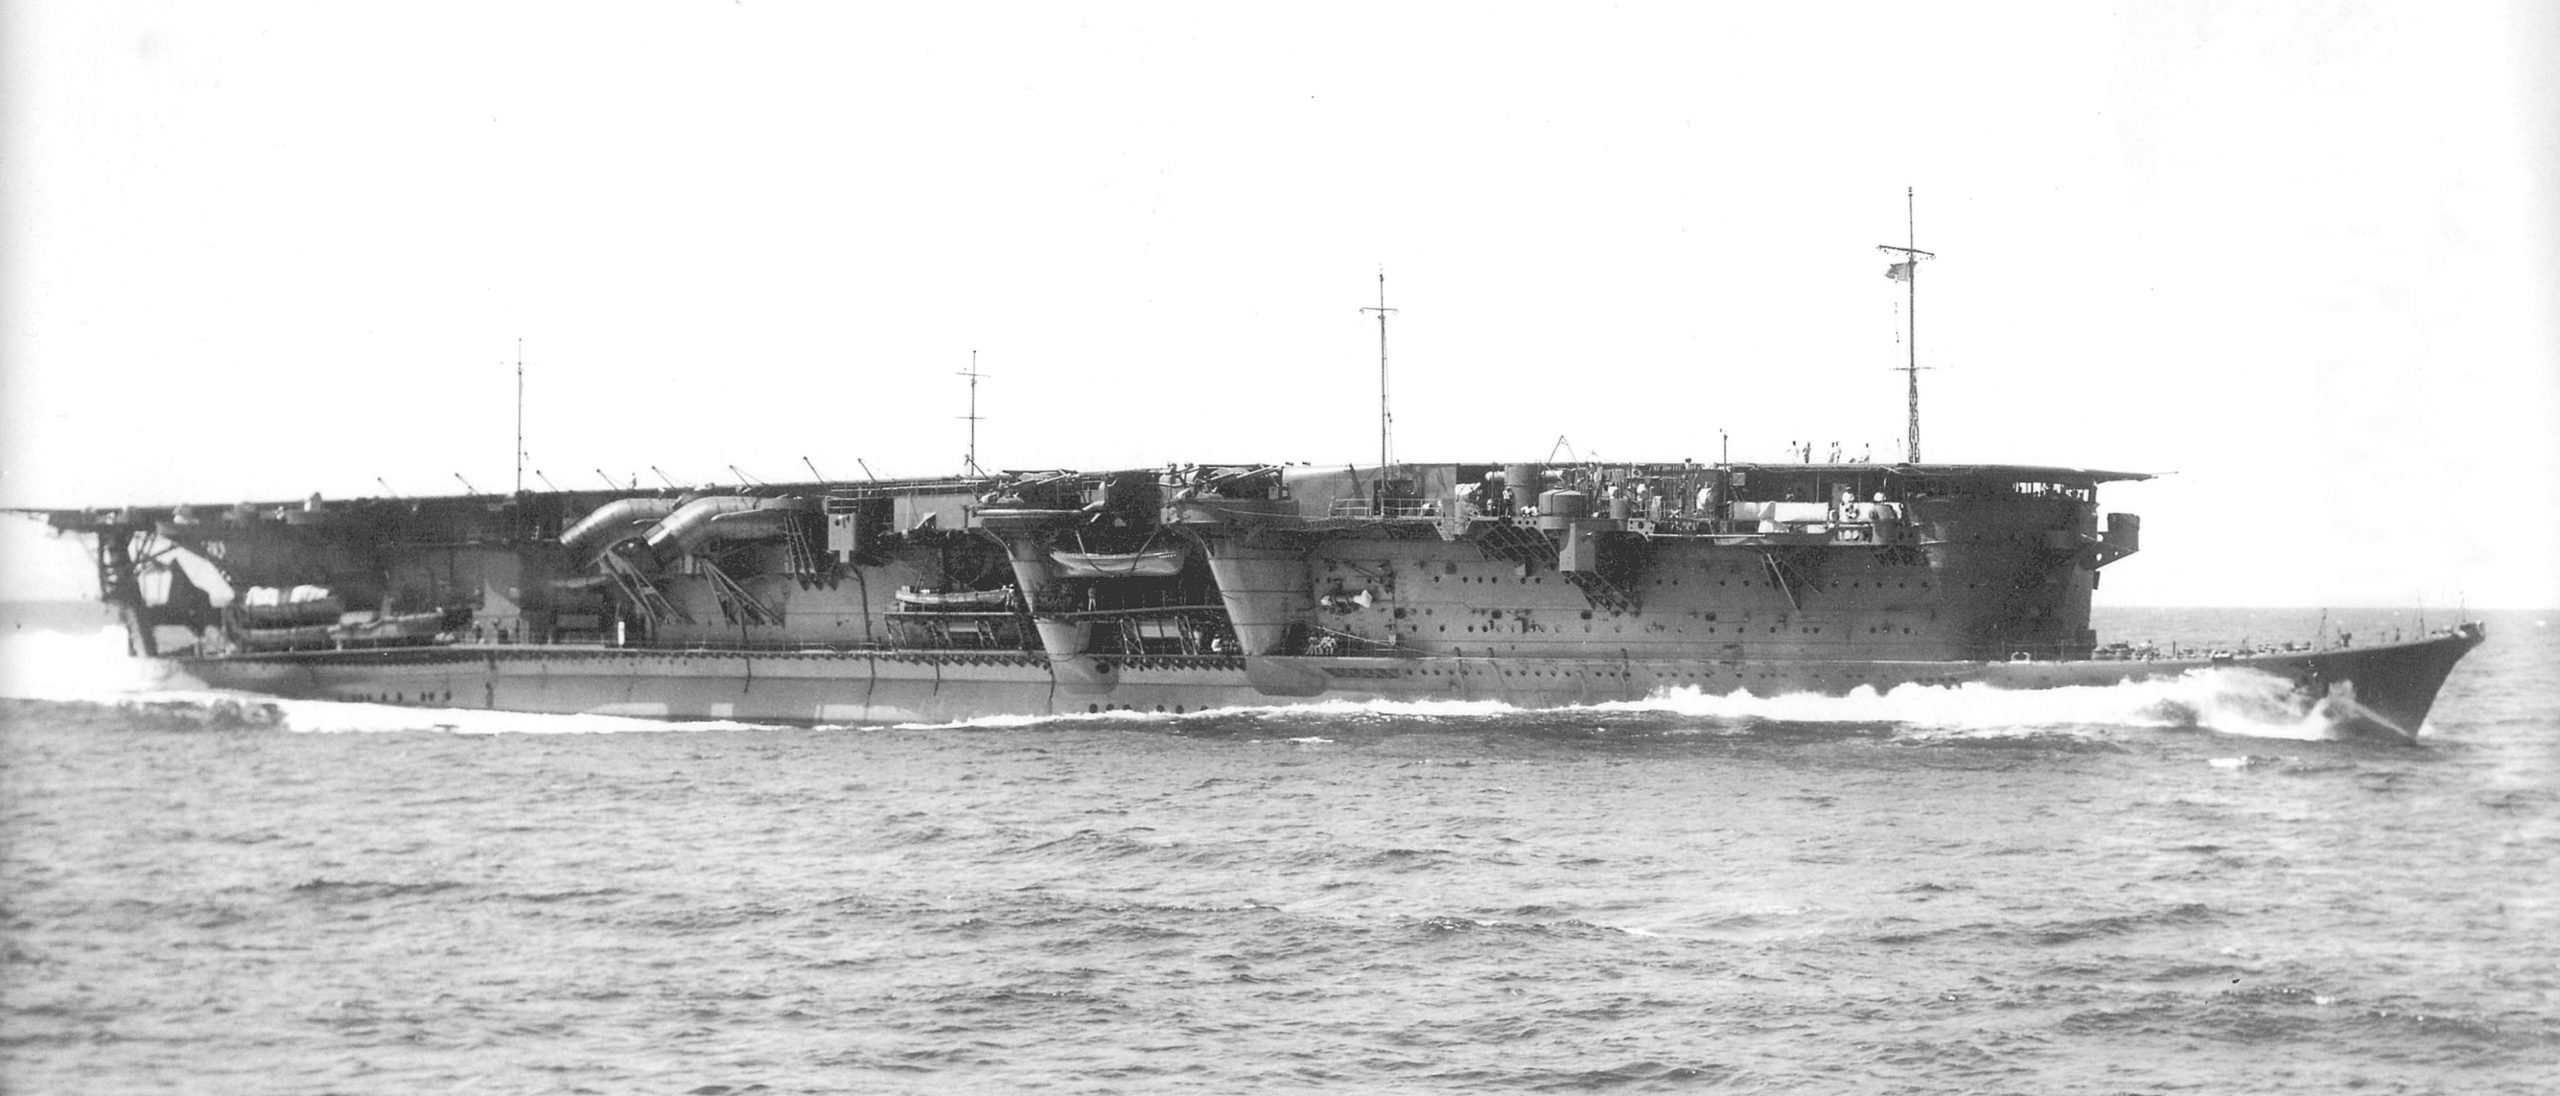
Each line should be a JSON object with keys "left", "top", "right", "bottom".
{"left": 0, "top": 625, "right": 182, "bottom": 701}
{"left": 268, "top": 699, "right": 768, "bottom": 736}
{"left": 1218, "top": 696, "right": 1525, "bottom": 721}
{"left": 884, "top": 707, "right": 1186, "bottom": 731}
{"left": 1595, "top": 668, "right": 2345, "bottom": 741}
{"left": 884, "top": 695, "right": 1519, "bottom": 731}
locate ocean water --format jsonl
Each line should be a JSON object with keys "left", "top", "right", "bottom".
{"left": 3, "top": 604, "right": 2554, "bottom": 1094}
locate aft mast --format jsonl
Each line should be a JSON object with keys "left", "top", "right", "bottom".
{"left": 1360, "top": 269, "right": 1397, "bottom": 473}
{"left": 513, "top": 339, "right": 526, "bottom": 494}
{"left": 958, "top": 351, "right": 988, "bottom": 476}
{"left": 1878, "top": 189, "right": 1933, "bottom": 462}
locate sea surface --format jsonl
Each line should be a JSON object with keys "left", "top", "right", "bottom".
{"left": 3, "top": 603, "right": 2554, "bottom": 1094}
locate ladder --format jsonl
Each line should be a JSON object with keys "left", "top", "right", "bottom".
{"left": 698, "top": 558, "right": 781, "bottom": 626}
{"left": 598, "top": 550, "right": 686, "bottom": 625}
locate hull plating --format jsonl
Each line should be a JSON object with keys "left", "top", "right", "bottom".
{"left": 171, "top": 624, "right": 2485, "bottom": 734}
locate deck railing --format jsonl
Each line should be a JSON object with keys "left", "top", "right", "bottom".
{"left": 1326, "top": 497, "right": 1443, "bottom": 519}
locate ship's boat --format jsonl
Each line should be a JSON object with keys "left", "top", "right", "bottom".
{"left": 230, "top": 622, "right": 338, "bottom": 651}
{"left": 234, "top": 586, "right": 344, "bottom": 627}
{"left": 233, "top": 610, "right": 446, "bottom": 652}
{"left": 336, "top": 611, "right": 449, "bottom": 646}
{"left": 1049, "top": 545, "right": 1188, "bottom": 579}
{"left": 972, "top": 507, "right": 1084, "bottom": 536}
{"left": 895, "top": 586, "right": 1018, "bottom": 610}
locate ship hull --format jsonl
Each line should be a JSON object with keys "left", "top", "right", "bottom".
{"left": 167, "top": 624, "right": 2485, "bottom": 736}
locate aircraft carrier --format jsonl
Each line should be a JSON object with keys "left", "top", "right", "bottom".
{"left": 27, "top": 457, "right": 2485, "bottom": 735}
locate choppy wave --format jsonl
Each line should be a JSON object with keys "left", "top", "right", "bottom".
{"left": 0, "top": 622, "right": 2360, "bottom": 742}
{"left": 5, "top": 610, "right": 2550, "bottom": 1096}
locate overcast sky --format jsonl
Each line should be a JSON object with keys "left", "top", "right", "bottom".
{"left": 4, "top": 1, "right": 2554, "bottom": 609}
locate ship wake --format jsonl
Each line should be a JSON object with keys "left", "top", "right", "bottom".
{"left": 897, "top": 668, "right": 2368, "bottom": 743}
{"left": 1, "top": 624, "right": 182, "bottom": 702}
{"left": 1608, "top": 670, "right": 2372, "bottom": 743}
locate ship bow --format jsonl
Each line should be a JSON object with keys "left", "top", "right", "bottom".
{"left": 2316, "top": 623, "right": 2487, "bottom": 739}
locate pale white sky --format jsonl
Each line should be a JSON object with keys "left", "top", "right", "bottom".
{"left": 3, "top": 1, "right": 2554, "bottom": 608}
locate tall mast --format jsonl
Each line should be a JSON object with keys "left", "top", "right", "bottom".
{"left": 1905, "top": 190, "right": 1919, "bottom": 462}
{"left": 513, "top": 338, "right": 525, "bottom": 494}
{"left": 1360, "top": 269, "right": 1397, "bottom": 471}
{"left": 958, "top": 350, "right": 987, "bottom": 476}
{"left": 1878, "top": 188, "right": 1934, "bottom": 462}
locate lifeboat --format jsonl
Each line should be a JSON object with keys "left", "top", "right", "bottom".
{"left": 232, "top": 609, "right": 446, "bottom": 651}
{"left": 234, "top": 585, "right": 345, "bottom": 627}
{"left": 895, "top": 586, "right": 1018, "bottom": 610}
{"left": 230, "top": 622, "right": 336, "bottom": 651}
{"left": 972, "top": 507, "right": 1083, "bottom": 536}
{"left": 332, "top": 611, "right": 448, "bottom": 647}
{"left": 1047, "top": 545, "right": 1189, "bottom": 579}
